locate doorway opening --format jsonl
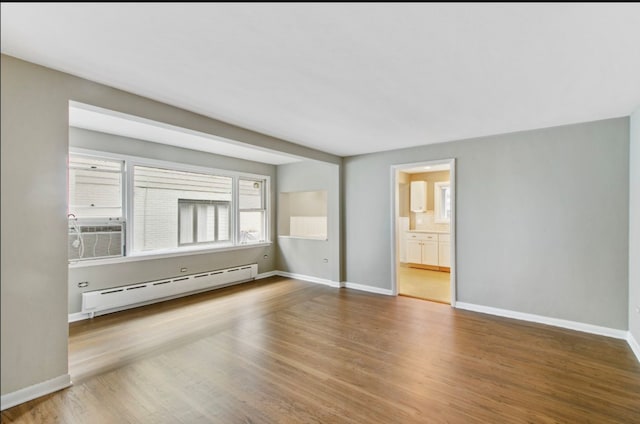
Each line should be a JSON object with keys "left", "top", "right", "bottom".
{"left": 391, "top": 159, "right": 456, "bottom": 305}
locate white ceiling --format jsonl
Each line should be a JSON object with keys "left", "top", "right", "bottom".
{"left": 69, "top": 103, "right": 301, "bottom": 165}
{"left": 2, "top": 4, "right": 640, "bottom": 157}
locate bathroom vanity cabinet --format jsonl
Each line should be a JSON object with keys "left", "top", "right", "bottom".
{"left": 405, "top": 231, "right": 450, "bottom": 269}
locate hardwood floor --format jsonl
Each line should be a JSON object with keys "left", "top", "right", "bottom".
{"left": 3, "top": 276, "right": 639, "bottom": 423}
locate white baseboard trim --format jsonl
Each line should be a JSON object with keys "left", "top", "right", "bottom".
{"left": 1, "top": 374, "right": 71, "bottom": 411}
{"left": 276, "top": 271, "right": 341, "bottom": 288}
{"left": 68, "top": 277, "right": 255, "bottom": 323}
{"left": 455, "top": 302, "right": 628, "bottom": 340}
{"left": 68, "top": 270, "right": 340, "bottom": 323}
{"left": 254, "top": 271, "right": 279, "bottom": 280}
{"left": 68, "top": 272, "right": 394, "bottom": 323}
{"left": 68, "top": 312, "right": 91, "bottom": 323}
{"left": 343, "top": 282, "right": 394, "bottom": 296}
{"left": 627, "top": 332, "right": 640, "bottom": 363}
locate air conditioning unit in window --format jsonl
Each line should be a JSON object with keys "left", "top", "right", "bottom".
{"left": 68, "top": 222, "right": 125, "bottom": 261}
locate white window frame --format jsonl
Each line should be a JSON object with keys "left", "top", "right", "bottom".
{"left": 238, "top": 177, "right": 268, "bottom": 244}
{"left": 68, "top": 153, "right": 127, "bottom": 261}
{"left": 68, "top": 153, "right": 127, "bottom": 224}
{"left": 68, "top": 148, "right": 271, "bottom": 265}
{"left": 177, "top": 199, "right": 231, "bottom": 246}
{"left": 434, "top": 181, "right": 451, "bottom": 224}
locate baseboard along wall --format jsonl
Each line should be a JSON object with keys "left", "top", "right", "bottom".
{"left": 1, "top": 374, "right": 71, "bottom": 411}
{"left": 66, "top": 272, "right": 639, "bottom": 365}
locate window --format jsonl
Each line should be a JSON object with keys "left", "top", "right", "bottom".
{"left": 133, "top": 166, "right": 232, "bottom": 252}
{"left": 178, "top": 199, "right": 230, "bottom": 245}
{"left": 434, "top": 181, "right": 451, "bottom": 223}
{"left": 239, "top": 178, "right": 267, "bottom": 244}
{"left": 68, "top": 151, "right": 270, "bottom": 262}
{"left": 68, "top": 155, "right": 125, "bottom": 260}
{"left": 68, "top": 155, "right": 123, "bottom": 219}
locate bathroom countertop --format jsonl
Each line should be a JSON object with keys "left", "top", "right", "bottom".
{"left": 407, "top": 230, "right": 450, "bottom": 234}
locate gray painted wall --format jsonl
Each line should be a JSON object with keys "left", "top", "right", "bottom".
{"left": 1, "top": 55, "right": 70, "bottom": 397}
{"left": 345, "top": 118, "right": 630, "bottom": 329}
{"left": 276, "top": 161, "right": 341, "bottom": 282}
{"left": 0, "top": 54, "right": 339, "bottom": 397}
{"left": 630, "top": 107, "right": 640, "bottom": 343}
{"left": 67, "top": 128, "right": 277, "bottom": 314}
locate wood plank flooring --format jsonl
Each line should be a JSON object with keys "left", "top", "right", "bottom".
{"left": 3, "top": 276, "right": 639, "bottom": 423}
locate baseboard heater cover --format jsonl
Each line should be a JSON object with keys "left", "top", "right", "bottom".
{"left": 81, "top": 264, "right": 257, "bottom": 316}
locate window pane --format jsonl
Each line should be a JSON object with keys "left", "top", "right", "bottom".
{"left": 69, "top": 155, "right": 123, "bottom": 218}
{"left": 197, "top": 204, "right": 216, "bottom": 243}
{"left": 134, "top": 166, "right": 232, "bottom": 251}
{"left": 239, "top": 179, "right": 263, "bottom": 209}
{"left": 178, "top": 203, "right": 194, "bottom": 244}
{"left": 443, "top": 187, "right": 451, "bottom": 219}
{"left": 240, "top": 211, "right": 264, "bottom": 243}
{"left": 217, "top": 203, "right": 230, "bottom": 241}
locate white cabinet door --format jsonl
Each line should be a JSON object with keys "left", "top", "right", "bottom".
{"left": 410, "top": 181, "right": 427, "bottom": 212}
{"left": 438, "top": 241, "right": 450, "bottom": 267}
{"left": 421, "top": 241, "right": 438, "bottom": 266}
{"left": 406, "top": 240, "right": 423, "bottom": 264}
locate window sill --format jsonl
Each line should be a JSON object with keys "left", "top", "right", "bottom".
{"left": 68, "top": 241, "right": 272, "bottom": 268}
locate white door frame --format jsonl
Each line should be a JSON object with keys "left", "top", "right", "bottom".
{"left": 389, "top": 158, "right": 457, "bottom": 306}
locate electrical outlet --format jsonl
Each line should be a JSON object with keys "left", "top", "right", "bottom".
{"left": 78, "top": 281, "right": 89, "bottom": 288}
{"left": 263, "top": 254, "right": 268, "bottom": 259}
{"left": 323, "top": 258, "right": 328, "bottom": 263}
{"left": 180, "top": 267, "right": 187, "bottom": 273}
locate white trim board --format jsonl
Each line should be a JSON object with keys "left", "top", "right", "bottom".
{"left": 68, "top": 272, "right": 397, "bottom": 323}
{"left": 343, "top": 282, "right": 394, "bottom": 296}
{"left": 68, "top": 312, "right": 91, "bottom": 323}
{"left": 389, "top": 158, "right": 457, "bottom": 307}
{"left": 628, "top": 332, "right": 640, "bottom": 363}
{"left": 1, "top": 374, "right": 71, "bottom": 411}
{"left": 66, "top": 274, "right": 640, "bottom": 365}
{"left": 275, "top": 271, "right": 341, "bottom": 288}
{"left": 68, "top": 277, "right": 256, "bottom": 323}
{"left": 274, "top": 273, "right": 395, "bottom": 295}
{"left": 68, "top": 270, "right": 335, "bottom": 323}
{"left": 455, "top": 302, "right": 628, "bottom": 340}
{"left": 254, "top": 271, "right": 279, "bottom": 280}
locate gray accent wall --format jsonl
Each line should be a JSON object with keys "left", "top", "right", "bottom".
{"left": 0, "top": 54, "right": 339, "bottom": 397}
{"left": 345, "top": 118, "right": 630, "bottom": 329}
{"left": 1, "top": 55, "right": 70, "bottom": 397}
{"left": 630, "top": 107, "right": 640, "bottom": 343}
{"left": 67, "top": 128, "right": 277, "bottom": 314}
{"left": 276, "top": 161, "right": 341, "bottom": 282}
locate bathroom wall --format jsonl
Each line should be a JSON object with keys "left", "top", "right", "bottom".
{"left": 408, "top": 170, "right": 450, "bottom": 232}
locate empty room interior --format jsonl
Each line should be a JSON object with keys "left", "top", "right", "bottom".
{"left": 2, "top": 4, "right": 640, "bottom": 423}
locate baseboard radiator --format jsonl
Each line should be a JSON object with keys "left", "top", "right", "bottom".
{"left": 81, "top": 264, "right": 258, "bottom": 316}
